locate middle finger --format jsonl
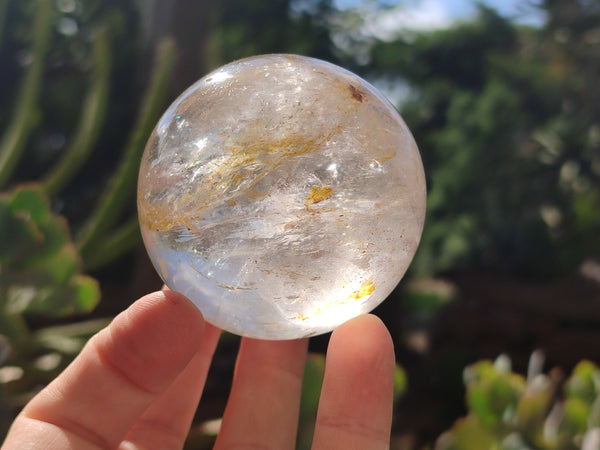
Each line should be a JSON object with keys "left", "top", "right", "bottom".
{"left": 214, "top": 336, "right": 308, "bottom": 449}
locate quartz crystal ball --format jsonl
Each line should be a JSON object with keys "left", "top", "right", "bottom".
{"left": 138, "top": 54, "right": 426, "bottom": 339}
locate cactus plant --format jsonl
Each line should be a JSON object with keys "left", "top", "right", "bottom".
{"left": 0, "top": 0, "right": 175, "bottom": 437}
{"left": 0, "top": 0, "right": 52, "bottom": 188}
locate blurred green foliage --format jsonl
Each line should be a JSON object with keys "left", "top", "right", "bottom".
{"left": 437, "top": 355, "right": 600, "bottom": 450}
{"left": 0, "top": 186, "right": 99, "bottom": 319}
{"left": 0, "top": 0, "right": 175, "bottom": 436}
{"left": 0, "top": 183, "right": 100, "bottom": 416}
{"left": 0, "top": 186, "right": 106, "bottom": 436}
{"left": 207, "top": 0, "right": 335, "bottom": 66}
{"left": 355, "top": 2, "right": 600, "bottom": 278}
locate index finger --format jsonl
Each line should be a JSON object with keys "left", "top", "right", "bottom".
{"left": 3, "top": 290, "right": 205, "bottom": 449}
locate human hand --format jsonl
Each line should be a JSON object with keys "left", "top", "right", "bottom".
{"left": 2, "top": 289, "right": 395, "bottom": 449}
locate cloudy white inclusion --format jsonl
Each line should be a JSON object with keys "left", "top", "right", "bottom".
{"left": 194, "top": 136, "right": 208, "bottom": 151}
{"left": 327, "top": 163, "right": 339, "bottom": 178}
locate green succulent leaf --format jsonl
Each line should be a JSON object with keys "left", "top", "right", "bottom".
{"left": 0, "top": 185, "right": 100, "bottom": 317}
{"left": 441, "top": 353, "right": 600, "bottom": 450}
{"left": 394, "top": 364, "right": 408, "bottom": 401}
{"left": 0, "top": 198, "right": 43, "bottom": 266}
{"left": 517, "top": 389, "right": 553, "bottom": 431}
{"left": 300, "top": 353, "right": 325, "bottom": 418}
{"left": 437, "top": 416, "right": 500, "bottom": 450}
{"left": 560, "top": 397, "right": 590, "bottom": 438}
{"left": 9, "top": 186, "right": 50, "bottom": 223}
{"left": 71, "top": 275, "right": 101, "bottom": 313}
{"left": 565, "top": 360, "right": 599, "bottom": 403}
{"left": 467, "top": 373, "right": 524, "bottom": 426}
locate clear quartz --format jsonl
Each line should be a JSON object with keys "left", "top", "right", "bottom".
{"left": 138, "top": 54, "right": 426, "bottom": 339}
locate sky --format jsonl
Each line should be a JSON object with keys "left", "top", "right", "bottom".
{"left": 333, "top": 0, "right": 546, "bottom": 31}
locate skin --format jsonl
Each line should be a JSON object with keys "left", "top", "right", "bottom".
{"left": 2, "top": 289, "right": 395, "bottom": 450}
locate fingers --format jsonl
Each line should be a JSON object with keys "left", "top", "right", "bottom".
{"left": 4, "top": 290, "right": 206, "bottom": 450}
{"left": 312, "top": 314, "right": 395, "bottom": 450}
{"left": 120, "top": 323, "right": 222, "bottom": 449}
{"left": 4, "top": 294, "right": 394, "bottom": 450}
{"left": 214, "top": 337, "right": 308, "bottom": 449}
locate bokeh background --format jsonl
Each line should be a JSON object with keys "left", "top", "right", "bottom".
{"left": 0, "top": 0, "right": 599, "bottom": 448}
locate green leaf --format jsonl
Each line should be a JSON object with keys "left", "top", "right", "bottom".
{"left": 0, "top": 186, "right": 72, "bottom": 269}
{"left": 297, "top": 353, "right": 326, "bottom": 450}
{"left": 5, "top": 285, "right": 39, "bottom": 314}
{"left": 560, "top": 397, "right": 590, "bottom": 438}
{"left": 300, "top": 353, "right": 325, "bottom": 417}
{"left": 565, "top": 360, "right": 599, "bottom": 403}
{"left": 466, "top": 375, "right": 523, "bottom": 426}
{"left": 8, "top": 186, "right": 50, "bottom": 223}
{"left": 394, "top": 364, "right": 408, "bottom": 401}
{"left": 437, "top": 416, "right": 500, "bottom": 450}
{"left": 70, "top": 275, "right": 101, "bottom": 313}
{"left": 14, "top": 275, "right": 99, "bottom": 318}
{"left": 0, "top": 185, "right": 100, "bottom": 317}
{"left": 18, "top": 214, "right": 70, "bottom": 269}
{"left": 464, "top": 360, "right": 497, "bottom": 384}
{"left": 516, "top": 390, "right": 553, "bottom": 430}
{"left": 30, "top": 246, "right": 80, "bottom": 286}
{"left": 467, "top": 382, "right": 499, "bottom": 426}
{"left": 0, "top": 198, "right": 43, "bottom": 266}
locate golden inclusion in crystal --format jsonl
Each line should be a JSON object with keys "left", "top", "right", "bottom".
{"left": 138, "top": 54, "right": 426, "bottom": 339}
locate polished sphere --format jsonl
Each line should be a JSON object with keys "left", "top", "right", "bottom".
{"left": 138, "top": 54, "right": 426, "bottom": 339}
